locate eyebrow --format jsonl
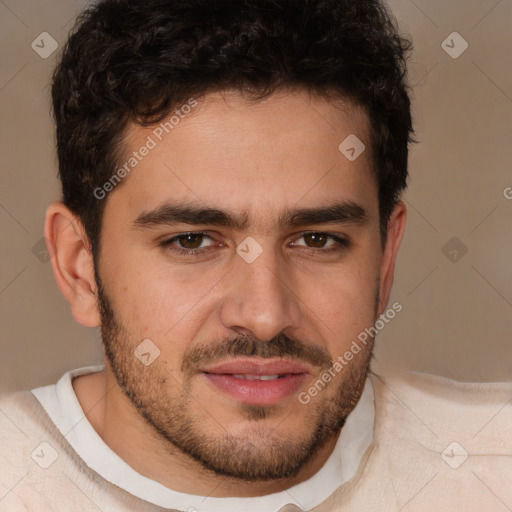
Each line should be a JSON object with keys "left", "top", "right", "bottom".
{"left": 133, "top": 200, "right": 369, "bottom": 231}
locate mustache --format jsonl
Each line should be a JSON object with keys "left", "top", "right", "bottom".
{"left": 181, "top": 333, "right": 332, "bottom": 374}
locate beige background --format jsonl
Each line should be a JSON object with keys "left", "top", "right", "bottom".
{"left": 0, "top": 0, "right": 511, "bottom": 392}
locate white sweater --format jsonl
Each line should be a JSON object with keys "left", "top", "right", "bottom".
{"left": 0, "top": 371, "right": 511, "bottom": 511}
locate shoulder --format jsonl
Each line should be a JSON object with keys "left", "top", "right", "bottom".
{"left": 370, "top": 370, "right": 512, "bottom": 444}
{"left": 0, "top": 390, "right": 59, "bottom": 469}
{"left": 0, "top": 390, "right": 99, "bottom": 510}
{"left": 0, "top": 391, "right": 169, "bottom": 511}
{"left": 0, "top": 390, "right": 48, "bottom": 450}
{"left": 373, "top": 369, "right": 512, "bottom": 403}
{"left": 0, "top": 390, "right": 58, "bottom": 444}
{"left": 0, "top": 391, "right": 54, "bottom": 511}
{"left": 346, "top": 371, "right": 512, "bottom": 511}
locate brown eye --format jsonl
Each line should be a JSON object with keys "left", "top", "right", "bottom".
{"left": 176, "top": 233, "right": 205, "bottom": 249}
{"left": 303, "top": 233, "right": 329, "bottom": 248}
{"left": 290, "top": 232, "right": 349, "bottom": 254}
{"left": 159, "top": 231, "right": 218, "bottom": 255}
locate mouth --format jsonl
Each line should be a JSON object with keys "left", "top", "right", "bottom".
{"left": 200, "top": 358, "right": 310, "bottom": 405}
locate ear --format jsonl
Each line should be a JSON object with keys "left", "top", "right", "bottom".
{"left": 44, "top": 202, "right": 100, "bottom": 327}
{"left": 377, "top": 201, "right": 407, "bottom": 316}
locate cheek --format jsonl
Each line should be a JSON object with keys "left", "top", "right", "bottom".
{"left": 305, "top": 271, "right": 377, "bottom": 330}
{"left": 298, "top": 252, "right": 380, "bottom": 351}
{"left": 100, "top": 248, "right": 224, "bottom": 341}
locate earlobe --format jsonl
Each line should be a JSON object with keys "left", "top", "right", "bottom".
{"left": 377, "top": 202, "right": 407, "bottom": 316}
{"left": 44, "top": 202, "right": 101, "bottom": 327}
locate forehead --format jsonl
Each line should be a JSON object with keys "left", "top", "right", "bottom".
{"left": 106, "top": 90, "right": 377, "bottom": 230}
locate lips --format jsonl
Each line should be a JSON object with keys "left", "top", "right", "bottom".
{"left": 201, "top": 358, "right": 310, "bottom": 405}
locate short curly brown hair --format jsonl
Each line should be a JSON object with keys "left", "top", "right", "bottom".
{"left": 52, "top": 0, "right": 414, "bottom": 256}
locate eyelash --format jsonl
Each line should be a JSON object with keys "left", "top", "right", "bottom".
{"left": 159, "top": 231, "right": 350, "bottom": 256}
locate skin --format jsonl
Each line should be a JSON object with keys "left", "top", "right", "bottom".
{"left": 44, "top": 89, "right": 406, "bottom": 497}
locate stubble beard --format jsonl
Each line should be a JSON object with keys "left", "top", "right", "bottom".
{"left": 96, "top": 275, "right": 375, "bottom": 481}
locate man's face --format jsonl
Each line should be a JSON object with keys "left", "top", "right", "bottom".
{"left": 95, "top": 90, "right": 384, "bottom": 480}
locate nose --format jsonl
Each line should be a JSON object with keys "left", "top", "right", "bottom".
{"left": 219, "top": 247, "right": 302, "bottom": 342}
